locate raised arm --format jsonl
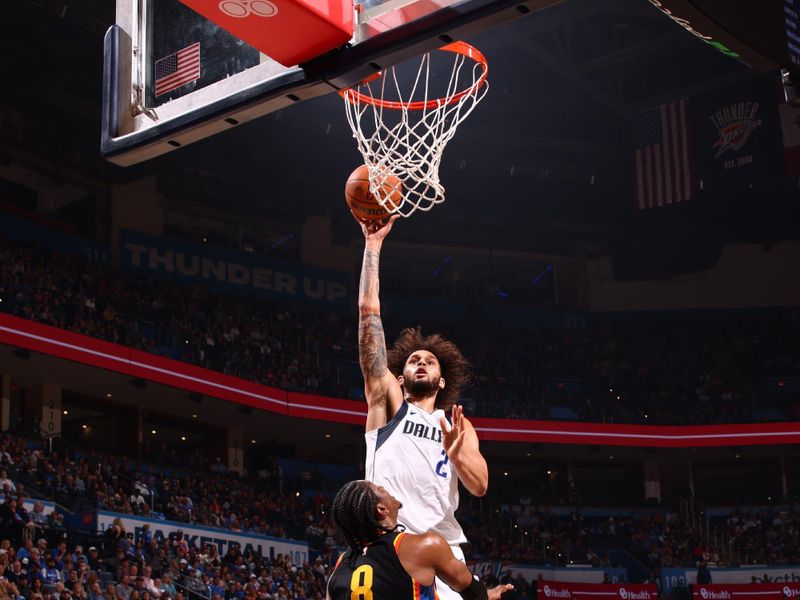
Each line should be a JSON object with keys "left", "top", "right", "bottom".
{"left": 358, "top": 217, "right": 404, "bottom": 432}
{"left": 441, "top": 406, "right": 489, "bottom": 497}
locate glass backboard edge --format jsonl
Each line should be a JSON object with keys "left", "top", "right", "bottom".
{"left": 102, "top": 0, "right": 563, "bottom": 166}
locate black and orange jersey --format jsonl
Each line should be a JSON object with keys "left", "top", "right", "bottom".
{"left": 327, "top": 531, "right": 437, "bottom": 600}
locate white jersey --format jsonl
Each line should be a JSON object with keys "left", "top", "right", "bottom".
{"left": 365, "top": 400, "right": 466, "bottom": 545}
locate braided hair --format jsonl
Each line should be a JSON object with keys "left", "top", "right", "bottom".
{"left": 332, "top": 481, "right": 400, "bottom": 562}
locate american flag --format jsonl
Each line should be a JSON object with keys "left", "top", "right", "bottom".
{"left": 154, "top": 42, "right": 201, "bottom": 97}
{"left": 632, "top": 98, "right": 692, "bottom": 209}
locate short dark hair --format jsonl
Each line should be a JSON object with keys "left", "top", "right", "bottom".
{"left": 387, "top": 327, "right": 470, "bottom": 410}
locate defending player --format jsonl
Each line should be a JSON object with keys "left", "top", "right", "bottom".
{"left": 357, "top": 217, "right": 489, "bottom": 600}
{"left": 326, "top": 480, "right": 510, "bottom": 600}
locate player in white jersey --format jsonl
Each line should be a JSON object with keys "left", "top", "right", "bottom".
{"left": 357, "top": 216, "right": 489, "bottom": 600}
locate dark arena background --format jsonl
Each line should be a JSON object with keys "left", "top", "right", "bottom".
{"left": 1, "top": 1, "right": 800, "bottom": 600}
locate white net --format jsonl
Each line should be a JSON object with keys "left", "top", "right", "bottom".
{"left": 341, "top": 42, "right": 489, "bottom": 217}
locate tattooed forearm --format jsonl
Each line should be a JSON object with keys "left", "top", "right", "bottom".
{"left": 358, "top": 246, "right": 388, "bottom": 379}
{"left": 359, "top": 250, "right": 380, "bottom": 302}
{"left": 359, "top": 314, "right": 388, "bottom": 378}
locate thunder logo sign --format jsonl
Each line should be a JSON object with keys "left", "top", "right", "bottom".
{"left": 709, "top": 101, "right": 763, "bottom": 158}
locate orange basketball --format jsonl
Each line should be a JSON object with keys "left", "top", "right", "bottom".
{"left": 345, "top": 165, "right": 403, "bottom": 223}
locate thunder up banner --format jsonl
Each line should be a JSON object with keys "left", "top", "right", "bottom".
{"left": 537, "top": 580, "right": 658, "bottom": 600}
{"left": 690, "top": 73, "right": 784, "bottom": 190}
{"left": 97, "top": 511, "right": 308, "bottom": 565}
{"left": 694, "top": 584, "right": 800, "bottom": 600}
{"left": 120, "top": 230, "right": 349, "bottom": 306}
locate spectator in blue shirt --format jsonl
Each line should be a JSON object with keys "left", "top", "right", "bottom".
{"left": 41, "top": 558, "right": 62, "bottom": 590}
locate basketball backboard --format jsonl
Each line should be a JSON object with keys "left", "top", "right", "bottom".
{"left": 102, "top": 0, "right": 564, "bottom": 166}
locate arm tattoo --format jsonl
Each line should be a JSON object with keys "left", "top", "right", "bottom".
{"left": 358, "top": 249, "right": 388, "bottom": 378}
{"left": 360, "top": 250, "right": 380, "bottom": 299}
{"left": 359, "top": 314, "right": 388, "bottom": 378}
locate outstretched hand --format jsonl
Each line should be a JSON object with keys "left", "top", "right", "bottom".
{"left": 360, "top": 214, "right": 400, "bottom": 242}
{"left": 488, "top": 584, "right": 514, "bottom": 600}
{"left": 440, "top": 405, "right": 466, "bottom": 460}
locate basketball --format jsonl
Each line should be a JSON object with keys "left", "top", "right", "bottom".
{"left": 344, "top": 165, "right": 403, "bottom": 223}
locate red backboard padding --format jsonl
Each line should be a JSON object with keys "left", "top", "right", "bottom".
{"left": 179, "top": 0, "right": 354, "bottom": 66}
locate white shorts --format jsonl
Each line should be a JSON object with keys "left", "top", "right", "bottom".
{"left": 434, "top": 545, "right": 466, "bottom": 600}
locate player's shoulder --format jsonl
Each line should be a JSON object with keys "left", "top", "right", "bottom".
{"left": 397, "top": 530, "right": 450, "bottom": 557}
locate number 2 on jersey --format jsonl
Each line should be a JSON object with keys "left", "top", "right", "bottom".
{"left": 350, "top": 564, "right": 373, "bottom": 600}
{"left": 436, "top": 449, "right": 449, "bottom": 478}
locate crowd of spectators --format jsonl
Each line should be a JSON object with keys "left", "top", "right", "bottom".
{"left": 460, "top": 493, "right": 694, "bottom": 573}
{"left": 0, "top": 431, "right": 345, "bottom": 599}
{"left": 2, "top": 238, "right": 799, "bottom": 426}
{"left": 0, "top": 504, "right": 334, "bottom": 600}
{"left": 0, "top": 426, "right": 796, "bottom": 599}
{"left": 712, "top": 506, "right": 800, "bottom": 566}
{"left": 2, "top": 233, "right": 800, "bottom": 600}
{"left": 0, "top": 434, "right": 330, "bottom": 547}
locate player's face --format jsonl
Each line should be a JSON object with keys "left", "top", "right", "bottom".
{"left": 369, "top": 483, "right": 403, "bottom": 516}
{"left": 401, "top": 350, "right": 444, "bottom": 397}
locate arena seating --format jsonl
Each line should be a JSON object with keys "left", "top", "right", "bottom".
{"left": 2, "top": 238, "right": 798, "bottom": 426}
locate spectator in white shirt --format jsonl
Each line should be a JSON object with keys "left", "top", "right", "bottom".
{"left": 129, "top": 492, "right": 147, "bottom": 513}
{"left": 142, "top": 566, "right": 161, "bottom": 598}
{"left": 0, "top": 470, "right": 16, "bottom": 494}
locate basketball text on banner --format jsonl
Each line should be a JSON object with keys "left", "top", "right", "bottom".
{"left": 97, "top": 510, "right": 308, "bottom": 564}
{"left": 632, "top": 98, "right": 693, "bottom": 210}
{"left": 690, "top": 74, "right": 784, "bottom": 190}
{"left": 779, "top": 102, "right": 800, "bottom": 176}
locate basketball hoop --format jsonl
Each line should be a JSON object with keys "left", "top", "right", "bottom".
{"left": 340, "top": 41, "right": 489, "bottom": 217}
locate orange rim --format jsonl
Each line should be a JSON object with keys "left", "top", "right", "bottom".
{"left": 339, "top": 41, "right": 488, "bottom": 111}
